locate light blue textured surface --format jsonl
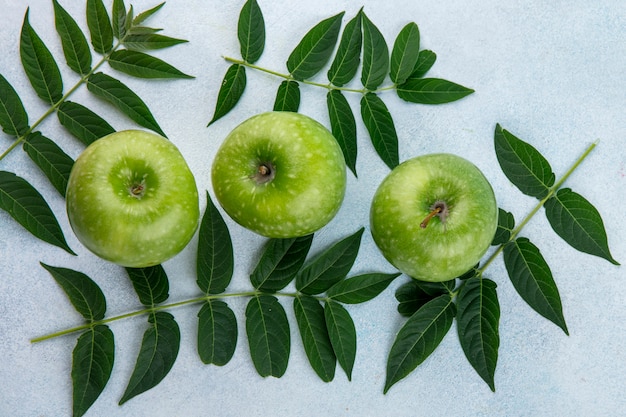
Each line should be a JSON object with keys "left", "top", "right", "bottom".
{"left": 0, "top": 1, "right": 624, "bottom": 416}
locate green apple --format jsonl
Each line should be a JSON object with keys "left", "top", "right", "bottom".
{"left": 370, "top": 153, "right": 498, "bottom": 282}
{"left": 211, "top": 111, "right": 347, "bottom": 238}
{"left": 66, "top": 130, "right": 199, "bottom": 267}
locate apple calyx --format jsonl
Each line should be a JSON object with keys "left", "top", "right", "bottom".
{"left": 420, "top": 200, "right": 449, "bottom": 229}
{"left": 128, "top": 173, "right": 148, "bottom": 199}
{"left": 252, "top": 161, "right": 275, "bottom": 185}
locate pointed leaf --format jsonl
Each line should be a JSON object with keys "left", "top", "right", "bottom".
{"left": 72, "top": 326, "right": 114, "bottom": 417}
{"left": 273, "top": 80, "right": 300, "bottom": 112}
{"left": 86, "top": 72, "right": 165, "bottom": 137}
{"left": 57, "top": 101, "right": 115, "bottom": 145}
{"left": 0, "top": 74, "right": 29, "bottom": 137}
{"left": 456, "top": 276, "right": 500, "bottom": 391}
{"left": 53, "top": 0, "right": 92, "bottom": 75}
{"left": 494, "top": 124, "right": 555, "bottom": 199}
{"left": 108, "top": 50, "right": 193, "bottom": 79}
{"left": 197, "top": 299, "right": 238, "bottom": 366}
{"left": 197, "top": 192, "right": 234, "bottom": 294}
{"left": 0, "top": 172, "right": 75, "bottom": 254}
{"left": 390, "top": 22, "right": 420, "bottom": 85}
{"left": 123, "top": 34, "right": 188, "bottom": 50}
{"left": 327, "top": 89, "right": 357, "bottom": 176}
{"left": 20, "top": 10, "right": 64, "bottom": 104}
{"left": 327, "top": 272, "right": 400, "bottom": 304}
{"left": 245, "top": 295, "right": 290, "bottom": 378}
{"left": 22, "top": 131, "right": 74, "bottom": 197}
{"left": 86, "top": 0, "right": 113, "bottom": 54}
{"left": 492, "top": 208, "right": 515, "bottom": 246}
{"left": 327, "top": 11, "right": 362, "bottom": 87}
{"left": 324, "top": 300, "right": 356, "bottom": 380}
{"left": 384, "top": 294, "right": 456, "bottom": 393}
{"left": 360, "top": 93, "right": 398, "bottom": 169}
{"left": 287, "top": 12, "right": 345, "bottom": 81}
{"left": 361, "top": 12, "right": 389, "bottom": 90}
{"left": 119, "top": 312, "right": 180, "bottom": 404}
{"left": 208, "top": 64, "right": 246, "bottom": 126}
{"left": 296, "top": 228, "right": 364, "bottom": 295}
{"left": 112, "top": 0, "right": 127, "bottom": 40}
{"left": 125, "top": 265, "right": 169, "bottom": 307}
{"left": 40, "top": 263, "right": 106, "bottom": 321}
{"left": 238, "top": 0, "right": 265, "bottom": 64}
{"left": 410, "top": 50, "right": 436, "bottom": 78}
{"left": 250, "top": 234, "right": 313, "bottom": 292}
{"left": 294, "top": 296, "right": 336, "bottom": 382}
{"left": 394, "top": 279, "right": 455, "bottom": 317}
{"left": 133, "top": 2, "right": 165, "bottom": 25}
{"left": 396, "top": 78, "right": 474, "bottom": 104}
{"left": 503, "top": 238, "right": 568, "bottom": 334}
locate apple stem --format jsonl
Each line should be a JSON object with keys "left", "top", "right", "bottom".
{"left": 420, "top": 207, "right": 442, "bottom": 229}
{"left": 252, "top": 162, "right": 275, "bottom": 184}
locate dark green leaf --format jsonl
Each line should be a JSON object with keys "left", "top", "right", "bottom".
{"left": 327, "top": 11, "right": 362, "bottom": 87}
{"left": 503, "top": 238, "right": 568, "bottom": 334}
{"left": 394, "top": 279, "right": 454, "bottom": 317}
{"left": 456, "top": 276, "right": 500, "bottom": 392}
{"left": 123, "top": 34, "right": 187, "bottom": 50}
{"left": 86, "top": 72, "right": 165, "bottom": 137}
{"left": 390, "top": 22, "right": 420, "bottom": 85}
{"left": 273, "top": 80, "right": 300, "bottom": 112}
{"left": 250, "top": 234, "right": 313, "bottom": 292}
{"left": 361, "top": 12, "right": 389, "bottom": 90}
{"left": 208, "top": 64, "right": 246, "bottom": 126}
{"left": 384, "top": 294, "right": 456, "bottom": 393}
{"left": 327, "top": 272, "right": 400, "bottom": 304}
{"left": 127, "top": 26, "right": 163, "bottom": 36}
{"left": 86, "top": 0, "right": 113, "bottom": 54}
{"left": 125, "top": 265, "right": 169, "bottom": 307}
{"left": 324, "top": 300, "right": 356, "bottom": 381}
{"left": 238, "top": 0, "right": 265, "bottom": 64}
{"left": 360, "top": 93, "right": 398, "bottom": 170}
{"left": 0, "top": 73, "right": 29, "bottom": 137}
{"left": 197, "top": 299, "right": 238, "bottom": 366}
{"left": 296, "top": 228, "right": 364, "bottom": 295}
{"left": 197, "top": 192, "right": 234, "bottom": 294}
{"left": 494, "top": 124, "right": 555, "bottom": 199}
{"left": 245, "top": 295, "right": 290, "bottom": 378}
{"left": 119, "top": 312, "right": 180, "bottom": 404}
{"left": 41, "top": 263, "right": 106, "bottom": 321}
{"left": 132, "top": 2, "right": 165, "bottom": 25}
{"left": 327, "top": 90, "right": 357, "bottom": 176}
{"left": 108, "top": 50, "right": 193, "bottom": 79}
{"left": 57, "top": 101, "right": 115, "bottom": 146}
{"left": 492, "top": 208, "right": 515, "bottom": 245}
{"left": 0, "top": 172, "right": 75, "bottom": 254}
{"left": 396, "top": 78, "right": 474, "bottom": 104}
{"left": 410, "top": 50, "right": 436, "bottom": 78}
{"left": 112, "top": 0, "right": 127, "bottom": 40}
{"left": 53, "top": 0, "right": 92, "bottom": 75}
{"left": 22, "top": 132, "right": 74, "bottom": 197}
{"left": 72, "top": 326, "right": 114, "bottom": 417}
{"left": 545, "top": 188, "right": 619, "bottom": 265}
{"left": 287, "top": 12, "right": 345, "bottom": 81}
{"left": 20, "top": 10, "right": 64, "bottom": 104}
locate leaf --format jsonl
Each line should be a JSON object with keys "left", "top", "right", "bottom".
{"left": 0, "top": 73, "right": 29, "bottom": 137}
{"left": 396, "top": 78, "right": 474, "bottom": 104}
{"left": 57, "top": 101, "right": 116, "bottom": 146}
{"left": 327, "top": 90, "right": 357, "bottom": 176}
{"left": 286, "top": 12, "right": 345, "bottom": 81}
{"left": 250, "top": 234, "right": 313, "bottom": 292}
{"left": 384, "top": 294, "right": 456, "bottom": 393}
{"left": 360, "top": 93, "right": 399, "bottom": 170}
{"left": 40, "top": 263, "right": 106, "bottom": 321}
{"left": 245, "top": 295, "right": 290, "bottom": 378}
{"left": 197, "top": 192, "right": 234, "bottom": 294}
{"left": 503, "top": 238, "right": 568, "bottom": 334}
{"left": 208, "top": 64, "right": 246, "bottom": 126}
{"left": 22, "top": 131, "right": 74, "bottom": 197}
{"left": 294, "top": 295, "right": 336, "bottom": 382}
{"left": 125, "top": 265, "right": 169, "bottom": 307}
{"left": 53, "top": 0, "right": 92, "bottom": 75}
{"left": 327, "top": 272, "right": 400, "bottom": 304}
{"left": 494, "top": 124, "right": 555, "bottom": 199}
{"left": 20, "top": 9, "right": 64, "bottom": 105}
{"left": 197, "top": 299, "right": 238, "bottom": 366}
{"left": 390, "top": 22, "right": 420, "bottom": 85}
{"left": 86, "top": 0, "right": 113, "bottom": 54}
{"left": 111, "top": 0, "right": 127, "bottom": 40}
{"left": 492, "top": 208, "right": 515, "bottom": 245}
{"left": 86, "top": 72, "right": 165, "bottom": 137}
{"left": 119, "top": 312, "right": 180, "bottom": 404}
{"left": 545, "top": 188, "right": 619, "bottom": 265}
{"left": 123, "top": 34, "right": 188, "bottom": 50}
{"left": 324, "top": 300, "right": 356, "bottom": 380}
{"left": 132, "top": 2, "right": 165, "bottom": 26}
{"left": 296, "top": 228, "right": 364, "bottom": 295}
{"left": 238, "top": 0, "right": 265, "bottom": 64}
{"left": 108, "top": 50, "right": 193, "bottom": 79}
{"left": 456, "top": 276, "right": 500, "bottom": 392}
{"left": 273, "top": 80, "right": 300, "bottom": 112}
{"left": 72, "top": 325, "right": 114, "bottom": 417}
{"left": 0, "top": 171, "right": 75, "bottom": 254}
{"left": 361, "top": 12, "right": 389, "bottom": 90}
{"left": 410, "top": 49, "right": 436, "bottom": 78}
{"left": 394, "top": 279, "right": 453, "bottom": 317}
{"left": 327, "top": 11, "right": 362, "bottom": 87}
